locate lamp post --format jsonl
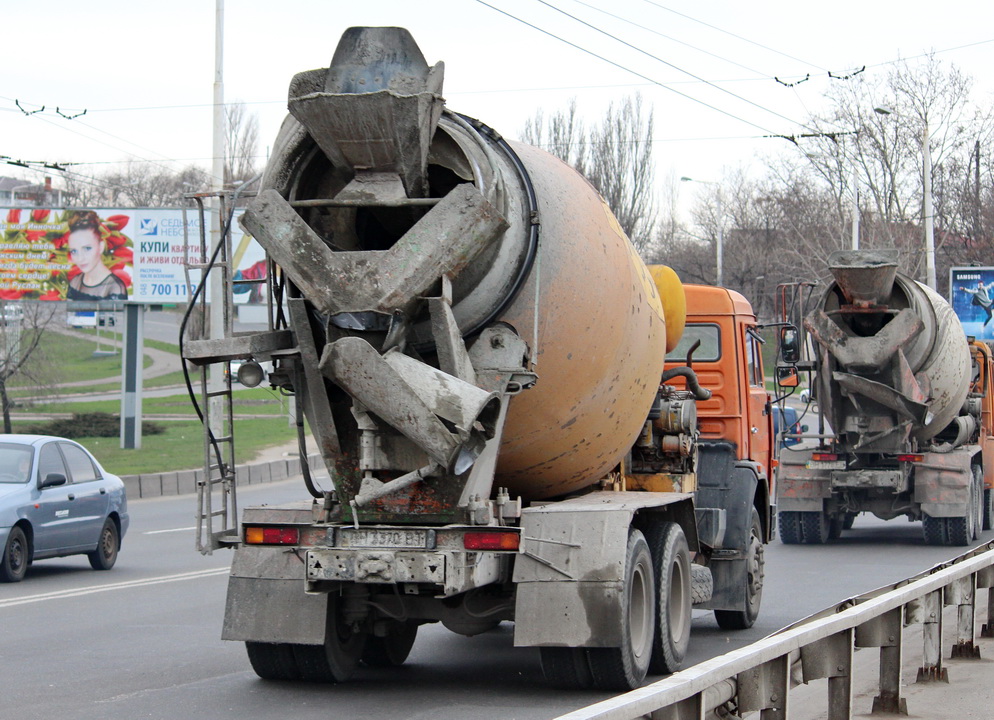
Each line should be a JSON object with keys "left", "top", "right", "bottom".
{"left": 681, "top": 176, "right": 724, "bottom": 287}
{"left": 874, "top": 107, "right": 936, "bottom": 289}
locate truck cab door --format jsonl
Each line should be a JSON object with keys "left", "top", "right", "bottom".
{"left": 744, "top": 328, "right": 773, "bottom": 482}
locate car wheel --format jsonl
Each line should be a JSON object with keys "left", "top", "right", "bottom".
{"left": 88, "top": 518, "right": 120, "bottom": 571}
{"left": 1, "top": 526, "right": 29, "bottom": 583}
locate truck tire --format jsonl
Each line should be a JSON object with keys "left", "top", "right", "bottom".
{"left": 691, "top": 564, "right": 713, "bottom": 606}
{"left": 587, "top": 529, "right": 656, "bottom": 690}
{"left": 292, "top": 644, "right": 339, "bottom": 682}
{"left": 645, "top": 522, "right": 691, "bottom": 676}
{"left": 778, "top": 511, "right": 803, "bottom": 545}
{"left": 245, "top": 642, "right": 300, "bottom": 681}
{"left": 985, "top": 487, "right": 994, "bottom": 532}
{"left": 800, "top": 511, "right": 830, "bottom": 544}
{"left": 539, "top": 647, "right": 594, "bottom": 689}
{"left": 362, "top": 621, "right": 418, "bottom": 667}
{"left": 922, "top": 514, "right": 947, "bottom": 546}
{"left": 973, "top": 466, "right": 985, "bottom": 539}
{"left": 714, "top": 508, "right": 764, "bottom": 630}
{"left": 322, "top": 589, "right": 368, "bottom": 681}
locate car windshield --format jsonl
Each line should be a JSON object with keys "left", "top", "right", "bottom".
{"left": 0, "top": 443, "right": 33, "bottom": 483}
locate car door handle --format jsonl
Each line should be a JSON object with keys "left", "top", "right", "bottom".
{"left": 68, "top": 493, "right": 76, "bottom": 501}
{"left": 100, "top": 488, "right": 107, "bottom": 494}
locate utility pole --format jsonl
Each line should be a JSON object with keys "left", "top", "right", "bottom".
{"left": 923, "top": 122, "right": 936, "bottom": 290}
{"left": 210, "top": 0, "right": 226, "bottom": 432}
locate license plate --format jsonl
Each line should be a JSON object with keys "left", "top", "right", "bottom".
{"left": 339, "top": 528, "right": 434, "bottom": 549}
{"left": 806, "top": 460, "right": 846, "bottom": 470}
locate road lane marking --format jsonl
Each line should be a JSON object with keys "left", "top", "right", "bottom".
{"left": 144, "top": 526, "right": 197, "bottom": 535}
{"left": 0, "top": 567, "right": 230, "bottom": 608}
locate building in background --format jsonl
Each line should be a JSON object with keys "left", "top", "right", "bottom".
{"left": 0, "top": 176, "right": 64, "bottom": 207}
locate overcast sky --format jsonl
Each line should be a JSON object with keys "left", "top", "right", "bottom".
{"left": 3, "top": 0, "right": 993, "bottom": 198}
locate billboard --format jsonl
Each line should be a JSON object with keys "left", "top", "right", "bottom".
{"left": 950, "top": 266, "right": 994, "bottom": 342}
{"left": 0, "top": 207, "right": 265, "bottom": 304}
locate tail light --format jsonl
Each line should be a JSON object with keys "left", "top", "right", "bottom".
{"left": 245, "top": 526, "right": 300, "bottom": 545}
{"left": 897, "top": 454, "right": 924, "bottom": 463}
{"left": 811, "top": 453, "right": 839, "bottom": 462}
{"left": 463, "top": 531, "right": 520, "bottom": 551}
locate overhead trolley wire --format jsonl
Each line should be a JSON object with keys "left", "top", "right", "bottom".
{"left": 475, "top": 0, "right": 783, "bottom": 136}
{"left": 533, "top": 0, "right": 818, "bottom": 133}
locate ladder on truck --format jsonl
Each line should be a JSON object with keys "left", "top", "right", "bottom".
{"left": 181, "top": 189, "right": 281, "bottom": 553}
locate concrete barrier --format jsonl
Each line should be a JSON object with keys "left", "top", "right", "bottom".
{"left": 122, "top": 451, "right": 321, "bottom": 500}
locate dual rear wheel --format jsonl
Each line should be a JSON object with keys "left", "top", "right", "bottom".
{"left": 540, "top": 523, "right": 692, "bottom": 691}
{"left": 246, "top": 592, "right": 418, "bottom": 682}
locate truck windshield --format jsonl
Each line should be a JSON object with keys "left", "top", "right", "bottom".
{"left": 666, "top": 323, "right": 720, "bottom": 363}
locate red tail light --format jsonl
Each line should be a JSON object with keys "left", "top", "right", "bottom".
{"left": 245, "top": 526, "right": 300, "bottom": 545}
{"left": 811, "top": 453, "right": 839, "bottom": 462}
{"left": 463, "top": 531, "right": 520, "bottom": 551}
{"left": 897, "top": 454, "right": 924, "bottom": 463}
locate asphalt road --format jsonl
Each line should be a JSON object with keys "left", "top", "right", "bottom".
{"left": 3, "top": 479, "right": 992, "bottom": 720}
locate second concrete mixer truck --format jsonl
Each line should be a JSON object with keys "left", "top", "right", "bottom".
{"left": 776, "top": 250, "right": 994, "bottom": 546}
{"left": 181, "top": 27, "right": 775, "bottom": 691}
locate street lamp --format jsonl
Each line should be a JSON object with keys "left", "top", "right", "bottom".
{"left": 681, "top": 176, "right": 724, "bottom": 287}
{"left": 874, "top": 106, "right": 936, "bottom": 290}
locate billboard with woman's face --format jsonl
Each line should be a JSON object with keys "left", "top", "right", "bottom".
{"left": 1, "top": 208, "right": 132, "bottom": 301}
{"left": 0, "top": 207, "right": 265, "bottom": 304}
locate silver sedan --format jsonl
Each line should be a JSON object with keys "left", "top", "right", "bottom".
{"left": 0, "top": 434, "right": 129, "bottom": 582}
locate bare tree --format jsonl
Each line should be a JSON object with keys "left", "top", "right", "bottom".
{"left": 785, "top": 55, "right": 993, "bottom": 288}
{"left": 521, "top": 94, "right": 658, "bottom": 255}
{"left": 224, "top": 102, "right": 260, "bottom": 187}
{"left": 0, "top": 302, "right": 60, "bottom": 433}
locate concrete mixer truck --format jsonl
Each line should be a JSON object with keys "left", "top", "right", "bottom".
{"left": 775, "top": 250, "right": 994, "bottom": 546}
{"left": 180, "top": 27, "right": 775, "bottom": 691}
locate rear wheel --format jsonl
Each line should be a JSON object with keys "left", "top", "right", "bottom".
{"left": 1, "top": 526, "right": 28, "bottom": 583}
{"left": 539, "top": 647, "right": 594, "bottom": 689}
{"left": 800, "top": 511, "right": 830, "bottom": 544}
{"left": 586, "top": 529, "right": 656, "bottom": 690}
{"left": 984, "top": 487, "right": 994, "bottom": 532}
{"left": 323, "top": 589, "right": 368, "bottom": 681}
{"left": 646, "top": 522, "right": 691, "bottom": 675}
{"left": 245, "top": 642, "right": 300, "bottom": 680}
{"left": 972, "top": 466, "right": 984, "bottom": 540}
{"left": 88, "top": 518, "right": 119, "bottom": 571}
{"left": 778, "top": 511, "right": 802, "bottom": 544}
{"left": 922, "top": 513, "right": 947, "bottom": 546}
{"left": 362, "top": 621, "right": 418, "bottom": 667}
{"left": 714, "top": 509, "right": 764, "bottom": 630}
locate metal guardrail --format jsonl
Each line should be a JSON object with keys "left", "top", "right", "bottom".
{"left": 557, "top": 542, "right": 994, "bottom": 720}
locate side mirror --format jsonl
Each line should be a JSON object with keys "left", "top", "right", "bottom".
{"left": 40, "top": 473, "right": 67, "bottom": 489}
{"left": 776, "top": 365, "right": 799, "bottom": 388}
{"left": 780, "top": 325, "right": 800, "bottom": 364}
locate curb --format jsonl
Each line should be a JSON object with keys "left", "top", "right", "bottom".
{"left": 121, "top": 452, "right": 323, "bottom": 499}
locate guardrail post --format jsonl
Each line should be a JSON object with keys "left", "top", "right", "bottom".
{"left": 977, "top": 565, "right": 994, "bottom": 637}
{"left": 852, "top": 607, "right": 908, "bottom": 715}
{"left": 916, "top": 589, "right": 948, "bottom": 683}
{"left": 951, "top": 573, "right": 981, "bottom": 658}
{"left": 649, "top": 692, "right": 703, "bottom": 720}
{"left": 797, "top": 630, "right": 853, "bottom": 720}
{"left": 736, "top": 655, "right": 789, "bottom": 719}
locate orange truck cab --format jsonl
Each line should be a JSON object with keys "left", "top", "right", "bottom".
{"left": 662, "top": 283, "right": 776, "bottom": 544}
{"left": 971, "top": 340, "right": 994, "bottom": 524}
